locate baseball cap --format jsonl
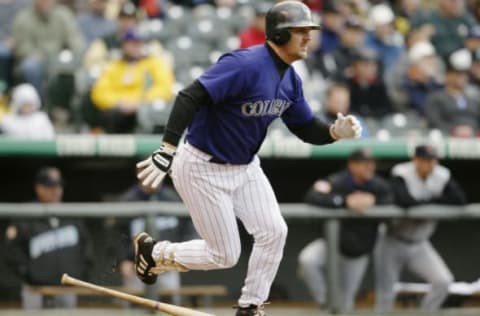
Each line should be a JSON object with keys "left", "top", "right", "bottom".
{"left": 368, "top": 4, "right": 394, "bottom": 26}
{"left": 35, "top": 167, "right": 64, "bottom": 187}
{"left": 344, "top": 17, "right": 364, "bottom": 30}
{"left": 408, "top": 41, "right": 435, "bottom": 65}
{"left": 122, "top": 28, "right": 143, "bottom": 42}
{"left": 11, "top": 83, "right": 41, "bottom": 111}
{"left": 348, "top": 148, "right": 374, "bottom": 161}
{"left": 351, "top": 47, "right": 378, "bottom": 62}
{"left": 119, "top": 2, "right": 137, "bottom": 18}
{"left": 445, "top": 48, "right": 472, "bottom": 72}
{"left": 323, "top": 2, "right": 340, "bottom": 14}
{"left": 414, "top": 145, "right": 437, "bottom": 160}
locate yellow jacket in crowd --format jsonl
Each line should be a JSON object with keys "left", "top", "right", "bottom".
{"left": 91, "top": 55, "right": 174, "bottom": 111}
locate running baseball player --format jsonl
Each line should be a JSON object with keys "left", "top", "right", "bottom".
{"left": 134, "top": 2, "right": 361, "bottom": 315}
{"left": 374, "top": 145, "right": 467, "bottom": 312}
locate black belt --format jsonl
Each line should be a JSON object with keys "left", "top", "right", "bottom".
{"left": 209, "top": 157, "right": 227, "bottom": 164}
{"left": 389, "top": 234, "right": 418, "bottom": 244}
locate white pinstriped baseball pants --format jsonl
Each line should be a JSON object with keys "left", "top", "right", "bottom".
{"left": 156, "top": 143, "right": 288, "bottom": 307}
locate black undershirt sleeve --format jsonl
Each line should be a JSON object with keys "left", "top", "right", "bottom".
{"left": 286, "top": 117, "right": 335, "bottom": 145}
{"left": 163, "top": 80, "right": 213, "bottom": 146}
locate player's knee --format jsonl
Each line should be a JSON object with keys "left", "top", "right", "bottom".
{"left": 264, "top": 220, "right": 288, "bottom": 244}
{"left": 207, "top": 245, "right": 241, "bottom": 269}
{"left": 298, "top": 239, "right": 325, "bottom": 268}
{"left": 431, "top": 274, "right": 453, "bottom": 293}
{"left": 252, "top": 220, "right": 287, "bottom": 251}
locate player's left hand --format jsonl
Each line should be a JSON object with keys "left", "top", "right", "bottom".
{"left": 136, "top": 145, "right": 175, "bottom": 189}
{"left": 330, "top": 113, "right": 362, "bottom": 139}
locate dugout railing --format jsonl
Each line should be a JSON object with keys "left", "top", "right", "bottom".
{"left": 0, "top": 202, "right": 478, "bottom": 313}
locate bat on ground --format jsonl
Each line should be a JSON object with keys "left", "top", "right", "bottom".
{"left": 61, "top": 273, "right": 215, "bottom": 316}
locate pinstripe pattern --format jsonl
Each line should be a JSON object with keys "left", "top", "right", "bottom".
{"left": 160, "top": 143, "right": 288, "bottom": 307}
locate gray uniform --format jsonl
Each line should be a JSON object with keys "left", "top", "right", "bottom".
{"left": 298, "top": 167, "right": 393, "bottom": 312}
{"left": 375, "top": 161, "right": 465, "bottom": 311}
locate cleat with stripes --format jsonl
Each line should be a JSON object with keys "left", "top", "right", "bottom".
{"left": 133, "top": 232, "right": 158, "bottom": 284}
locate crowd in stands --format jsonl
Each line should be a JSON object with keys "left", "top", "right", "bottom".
{"left": 0, "top": 0, "right": 479, "bottom": 138}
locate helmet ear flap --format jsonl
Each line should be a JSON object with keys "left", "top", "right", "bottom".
{"left": 273, "top": 28, "right": 291, "bottom": 45}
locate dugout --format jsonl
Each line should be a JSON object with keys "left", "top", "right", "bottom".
{"left": 0, "top": 135, "right": 480, "bottom": 307}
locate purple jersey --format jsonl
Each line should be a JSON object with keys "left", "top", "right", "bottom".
{"left": 187, "top": 44, "right": 314, "bottom": 164}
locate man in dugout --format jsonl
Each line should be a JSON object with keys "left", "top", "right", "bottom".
{"left": 298, "top": 147, "right": 393, "bottom": 311}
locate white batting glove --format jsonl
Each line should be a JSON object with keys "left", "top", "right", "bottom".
{"left": 330, "top": 113, "right": 362, "bottom": 139}
{"left": 136, "top": 145, "right": 176, "bottom": 189}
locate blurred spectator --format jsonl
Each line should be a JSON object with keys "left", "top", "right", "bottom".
{"left": 467, "top": 48, "right": 480, "bottom": 99}
{"left": 318, "top": 2, "right": 344, "bottom": 54}
{"left": 90, "top": 27, "right": 174, "bottom": 133}
{"left": 464, "top": 25, "right": 480, "bottom": 53}
{"left": 345, "top": 47, "right": 393, "bottom": 119}
{"left": 320, "top": 16, "right": 366, "bottom": 79}
{"left": 12, "top": 0, "right": 84, "bottom": 95}
{"left": 1, "top": 83, "right": 55, "bottom": 139}
{"left": 169, "top": 0, "right": 226, "bottom": 8}
{"left": 393, "top": 0, "right": 429, "bottom": 36}
{"left": 410, "top": 0, "right": 476, "bottom": 58}
{"left": 298, "top": 148, "right": 393, "bottom": 311}
{"left": 318, "top": 82, "right": 369, "bottom": 137}
{"left": 133, "top": 0, "right": 166, "bottom": 19}
{"left": 425, "top": 48, "right": 480, "bottom": 137}
{"left": 0, "top": 0, "right": 30, "bottom": 93}
{"left": 365, "top": 4, "right": 404, "bottom": 77}
{"left": 4, "top": 167, "right": 92, "bottom": 309}
{"left": 470, "top": 0, "right": 480, "bottom": 22}
{"left": 77, "top": 0, "right": 117, "bottom": 47}
{"left": 238, "top": 2, "right": 270, "bottom": 48}
{"left": 388, "top": 41, "right": 443, "bottom": 114}
{"left": 56, "top": 0, "right": 80, "bottom": 13}
{"left": 375, "top": 144, "right": 466, "bottom": 312}
{"left": 84, "top": 1, "right": 139, "bottom": 72}
{"left": 117, "top": 179, "right": 196, "bottom": 305}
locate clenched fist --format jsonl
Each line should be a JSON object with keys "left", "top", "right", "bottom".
{"left": 330, "top": 113, "right": 362, "bottom": 139}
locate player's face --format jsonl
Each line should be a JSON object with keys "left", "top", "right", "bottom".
{"left": 36, "top": 184, "right": 63, "bottom": 203}
{"left": 283, "top": 27, "right": 315, "bottom": 62}
{"left": 348, "top": 160, "right": 376, "bottom": 182}
{"left": 414, "top": 157, "right": 437, "bottom": 178}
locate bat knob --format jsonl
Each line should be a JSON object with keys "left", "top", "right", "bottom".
{"left": 61, "top": 273, "right": 70, "bottom": 285}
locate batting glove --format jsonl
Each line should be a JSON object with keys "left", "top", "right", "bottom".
{"left": 136, "top": 145, "right": 175, "bottom": 189}
{"left": 330, "top": 113, "right": 362, "bottom": 139}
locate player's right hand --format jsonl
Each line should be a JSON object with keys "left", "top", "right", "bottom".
{"left": 136, "top": 145, "right": 175, "bottom": 189}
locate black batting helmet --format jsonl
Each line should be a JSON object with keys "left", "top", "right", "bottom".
{"left": 266, "top": 1, "right": 321, "bottom": 46}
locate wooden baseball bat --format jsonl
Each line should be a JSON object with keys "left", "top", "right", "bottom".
{"left": 61, "top": 273, "right": 215, "bottom": 316}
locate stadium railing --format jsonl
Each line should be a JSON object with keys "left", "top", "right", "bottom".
{"left": 0, "top": 202, "right": 478, "bottom": 313}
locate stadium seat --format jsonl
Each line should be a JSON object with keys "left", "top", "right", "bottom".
{"left": 380, "top": 112, "right": 428, "bottom": 137}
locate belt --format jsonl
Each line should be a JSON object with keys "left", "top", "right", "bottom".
{"left": 389, "top": 234, "right": 418, "bottom": 244}
{"left": 209, "top": 156, "right": 227, "bottom": 164}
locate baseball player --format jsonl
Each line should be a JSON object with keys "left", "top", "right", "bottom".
{"left": 134, "top": 2, "right": 361, "bottom": 315}
{"left": 374, "top": 145, "right": 467, "bottom": 312}
{"left": 298, "top": 148, "right": 393, "bottom": 311}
